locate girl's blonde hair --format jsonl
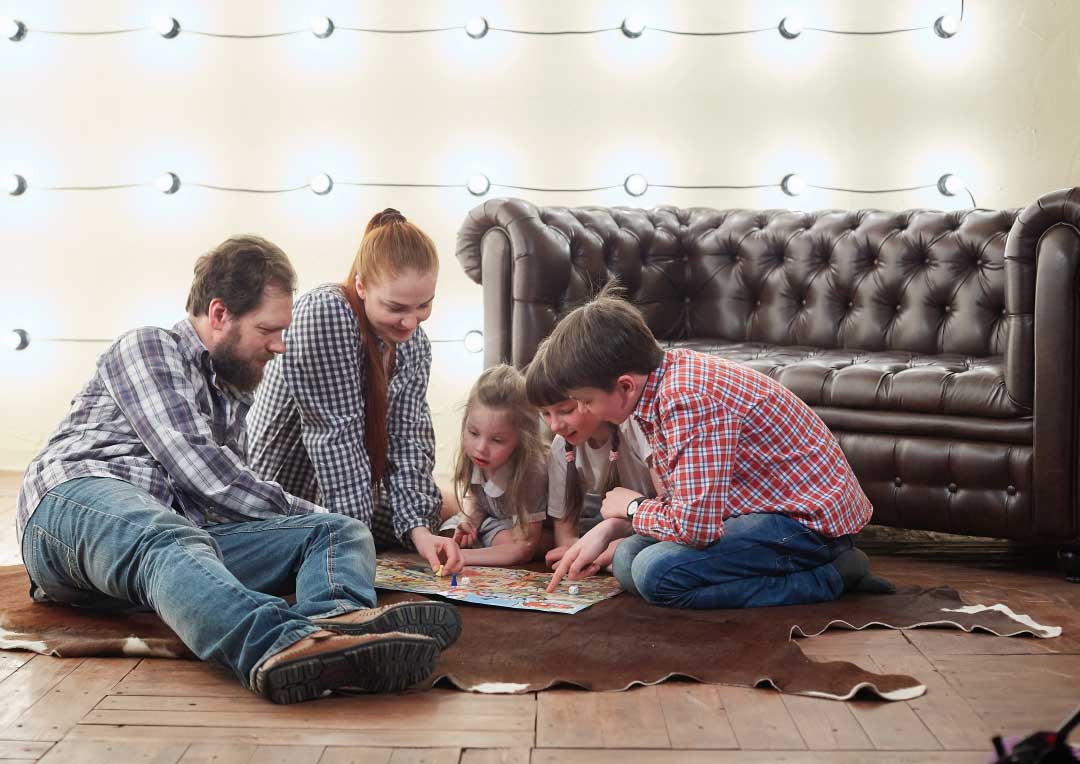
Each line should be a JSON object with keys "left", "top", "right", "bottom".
{"left": 339, "top": 208, "right": 438, "bottom": 485}
{"left": 525, "top": 353, "right": 621, "bottom": 528}
{"left": 453, "top": 364, "right": 547, "bottom": 533}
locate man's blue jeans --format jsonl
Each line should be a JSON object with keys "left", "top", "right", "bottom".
{"left": 21, "top": 477, "right": 378, "bottom": 688}
{"left": 612, "top": 512, "right": 850, "bottom": 608}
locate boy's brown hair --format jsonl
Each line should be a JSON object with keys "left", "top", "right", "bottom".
{"left": 535, "top": 284, "right": 664, "bottom": 393}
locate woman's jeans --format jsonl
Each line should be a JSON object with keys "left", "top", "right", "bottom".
{"left": 613, "top": 512, "right": 851, "bottom": 609}
{"left": 21, "top": 477, "right": 378, "bottom": 688}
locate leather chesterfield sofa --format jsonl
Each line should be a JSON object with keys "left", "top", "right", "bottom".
{"left": 454, "top": 190, "right": 1080, "bottom": 553}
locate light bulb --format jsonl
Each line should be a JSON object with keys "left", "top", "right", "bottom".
{"left": 310, "top": 173, "right": 333, "bottom": 195}
{"left": 933, "top": 15, "right": 960, "bottom": 38}
{"left": 153, "top": 16, "right": 180, "bottom": 38}
{"left": 6, "top": 174, "right": 27, "bottom": 196}
{"left": 624, "top": 174, "right": 648, "bottom": 197}
{"left": 781, "top": 173, "right": 805, "bottom": 196}
{"left": 465, "top": 17, "right": 489, "bottom": 39}
{"left": 621, "top": 16, "right": 645, "bottom": 38}
{"left": 5, "top": 329, "right": 30, "bottom": 351}
{"left": 2, "top": 17, "right": 27, "bottom": 41}
{"left": 156, "top": 172, "right": 181, "bottom": 194}
{"left": 467, "top": 174, "right": 490, "bottom": 196}
{"left": 311, "top": 16, "right": 334, "bottom": 38}
{"left": 937, "top": 174, "right": 965, "bottom": 197}
{"left": 463, "top": 330, "right": 484, "bottom": 354}
{"left": 779, "top": 15, "right": 803, "bottom": 39}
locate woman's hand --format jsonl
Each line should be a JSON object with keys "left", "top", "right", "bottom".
{"left": 410, "top": 526, "right": 465, "bottom": 574}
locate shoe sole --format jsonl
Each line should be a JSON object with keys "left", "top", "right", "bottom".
{"left": 316, "top": 601, "right": 462, "bottom": 651}
{"left": 263, "top": 635, "right": 439, "bottom": 705}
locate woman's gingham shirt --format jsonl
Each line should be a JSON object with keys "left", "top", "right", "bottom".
{"left": 631, "top": 349, "right": 873, "bottom": 548}
{"left": 245, "top": 284, "right": 440, "bottom": 545}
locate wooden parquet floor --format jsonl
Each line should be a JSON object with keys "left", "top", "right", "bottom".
{"left": 1, "top": 470, "right": 1077, "bottom": 764}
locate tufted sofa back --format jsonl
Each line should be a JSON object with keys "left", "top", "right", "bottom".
{"left": 457, "top": 199, "right": 1028, "bottom": 405}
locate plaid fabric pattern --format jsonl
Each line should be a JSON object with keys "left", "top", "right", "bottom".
{"left": 246, "top": 284, "right": 440, "bottom": 547}
{"left": 16, "top": 320, "right": 322, "bottom": 545}
{"left": 632, "top": 349, "right": 872, "bottom": 548}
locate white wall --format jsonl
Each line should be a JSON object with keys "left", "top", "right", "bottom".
{"left": 1, "top": 0, "right": 1078, "bottom": 474}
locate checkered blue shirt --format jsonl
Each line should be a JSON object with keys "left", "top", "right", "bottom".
{"left": 632, "top": 349, "right": 873, "bottom": 548}
{"left": 16, "top": 320, "right": 322, "bottom": 547}
{"left": 245, "top": 284, "right": 441, "bottom": 546}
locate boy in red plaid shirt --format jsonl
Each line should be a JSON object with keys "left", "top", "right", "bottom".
{"left": 540, "top": 291, "right": 892, "bottom": 608}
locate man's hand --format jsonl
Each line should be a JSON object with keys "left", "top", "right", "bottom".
{"left": 451, "top": 517, "right": 478, "bottom": 550}
{"left": 600, "top": 487, "right": 645, "bottom": 521}
{"left": 547, "top": 518, "right": 631, "bottom": 592}
{"left": 410, "top": 526, "right": 464, "bottom": 574}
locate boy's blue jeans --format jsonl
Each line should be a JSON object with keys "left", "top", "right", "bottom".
{"left": 612, "top": 512, "right": 850, "bottom": 609}
{"left": 21, "top": 477, "right": 378, "bottom": 688}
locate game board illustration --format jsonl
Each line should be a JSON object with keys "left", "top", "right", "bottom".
{"left": 374, "top": 558, "right": 622, "bottom": 614}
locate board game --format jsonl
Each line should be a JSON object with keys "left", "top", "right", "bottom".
{"left": 374, "top": 557, "right": 622, "bottom": 614}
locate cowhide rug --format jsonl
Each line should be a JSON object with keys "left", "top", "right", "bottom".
{"left": 0, "top": 564, "right": 1060, "bottom": 701}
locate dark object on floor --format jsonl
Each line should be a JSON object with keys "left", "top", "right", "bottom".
{"left": 1059, "top": 545, "right": 1080, "bottom": 584}
{"left": 990, "top": 703, "right": 1080, "bottom": 763}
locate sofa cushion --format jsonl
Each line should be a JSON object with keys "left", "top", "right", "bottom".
{"left": 668, "top": 340, "right": 1026, "bottom": 420}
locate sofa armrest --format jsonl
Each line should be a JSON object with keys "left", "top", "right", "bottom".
{"left": 1005, "top": 186, "right": 1080, "bottom": 538}
{"left": 455, "top": 198, "right": 609, "bottom": 368}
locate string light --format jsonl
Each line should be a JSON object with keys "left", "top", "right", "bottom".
{"left": 156, "top": 172, "right": 181, "bottom": 194}
{"left": 937, "top": 173, "right": 965, "bottom": 196}
{"left": 2, "top": 17, "right": 26, "bottom": 41}
{"left": 467, "top": 174, "right": 491, "bottom": 196}
{"left": 4, "top": 330, "right": 30, "bottom": 351}
{"left": 465, "top": 17, "right": 489, "bottom": 39}
{"left": 624, "top": 174, "right": 649, "bottom": 197}
{"left": 310, "top": 17, "right": 334, "bottom": 39}
{"left": 620, "top": 16, "right": 645, "bottom": 38}
{"left": 462, "top": 330, "right": 484, "bottom": 354}
{"left": 309, "top": 173, "right": 334, "bottom": 195}
{"left": 778, "top": 16, "right": 803, "bottom": 39}
{"left": 2, "top": 4, "right": 964, "bottom": 42}
{"left": 1, "top": 170, "right": 979, "bottom": 205}
{"left": 781, "top": 174, "right": 806, "bottom": 196}
{"left": 152, "top": 16, "right": 180, "bottom": 39}
{"left": 934, "top": 15, "right": 960, "bottom": 38}
{"left": 5, "top": 174, "right": 27, "bottom": 196}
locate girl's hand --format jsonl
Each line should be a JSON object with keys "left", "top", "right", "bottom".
{"left": 452, "top": 517, "right": 478, "bottom": 549}
{"left": 545, "top": 542, "right": 578, "bottom": 569}
{"left": 546, "top": 519, "right": 629, "bottom": 592}
{"left": 410, "top": 527, "right": 464, "bottom": 574}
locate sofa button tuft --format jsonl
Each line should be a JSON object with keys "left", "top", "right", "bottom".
{"left": 947, "top": 483, "right": 958, "bottom": 493}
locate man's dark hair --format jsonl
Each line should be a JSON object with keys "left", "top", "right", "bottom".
{"left": 185, "top": 235, "right": 296, "bottom": 317}
{"left": 536, "top": 282, "right": 664, "bottom": 392}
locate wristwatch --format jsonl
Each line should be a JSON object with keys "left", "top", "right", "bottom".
{"left": 626, "top": 496, "right": 644, "bottom": 520}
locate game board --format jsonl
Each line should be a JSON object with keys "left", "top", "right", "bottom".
{"left": 374, "top": 558, "right": 622, "bottom": 614}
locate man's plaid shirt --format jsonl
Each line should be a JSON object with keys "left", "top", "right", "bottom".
{"left": 17, "top": 320, "right": 322, "bottom": 546}
{"left": 631, "top": 349, "right": 873, "bottom": 548}
{"left": 246, "top": 284, "right": 440, "bottom": 546}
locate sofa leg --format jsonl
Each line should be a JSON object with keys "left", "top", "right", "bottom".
{"left": 1060, "top": 545, "right": 1080, "bottom": 583}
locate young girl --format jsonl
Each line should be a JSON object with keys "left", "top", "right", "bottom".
{"left": 525, "top": 354, "right": 656, "bottom": 569}
{"left": 447, "top": 365, "right": 549, "bottom": 565}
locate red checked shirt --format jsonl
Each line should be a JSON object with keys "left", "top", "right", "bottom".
{"left": 631, "top": 349, "right": 872, "bottom": 548}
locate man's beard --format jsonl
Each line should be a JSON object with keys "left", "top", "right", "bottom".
{"left": 210, "top": 330, "right": 265, "bottom": 394}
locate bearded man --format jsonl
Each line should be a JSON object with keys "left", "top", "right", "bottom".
{"left": 15, "top": 235, "right": 459, "bottom": 704}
